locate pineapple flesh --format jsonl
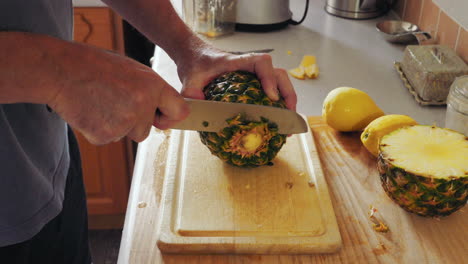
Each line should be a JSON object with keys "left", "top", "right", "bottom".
{"left": 378, "top": 125, "right": 468, "bottom": 217}
{"left": 199, "top": 71, "right": 287, "bottom": 168}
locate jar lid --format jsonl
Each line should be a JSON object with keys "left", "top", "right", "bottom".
{"left": 450, "top": 75, "right": 468, "bottom": 99}
{"left": 448, "top": 75, "right": 468, "bottom": 112}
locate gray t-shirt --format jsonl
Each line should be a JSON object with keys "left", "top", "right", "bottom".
{"left": 0, "top": 0, "right": 73, "bottom": 246}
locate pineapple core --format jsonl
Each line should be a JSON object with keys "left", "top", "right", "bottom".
{"left": 240, "top": 133, "right": 263, "bottom": 152}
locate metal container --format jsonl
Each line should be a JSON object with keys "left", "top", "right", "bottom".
{"left": 376, "top": 20, "right": 432, "bottom": 44}
{"left": 235, "top": 0, "right": 309, "bottom": 32}
{"left": 235, "top": 0, "right": 292, "bottom": 25}
{"left": 325, "top": 0, "right": 393, "bottom": 19}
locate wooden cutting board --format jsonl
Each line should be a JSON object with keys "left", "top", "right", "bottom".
{"left": 156, "top": 119, "right": 341, "bottom": 254}
{"left": 120, "top": 117, "right": 468, "bottom": 263}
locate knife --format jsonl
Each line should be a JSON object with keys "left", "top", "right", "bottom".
{"left": 171, "top": 98, "right": 308, "bottom": 134}
{"left": 228, "top": 48, "right": 274, "bottom": 55}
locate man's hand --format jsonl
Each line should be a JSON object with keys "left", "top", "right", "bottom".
{"left": 102, "top": 0, "right": 297, "bottom": 111}
{"left": 176, "top": 46, "right": 297, "bottom": 111}
{"left": 46, "top": 42, "right": 189, "bottom": 145}
{"left": 0, "top": 32, "right": 189, "bottom": 145}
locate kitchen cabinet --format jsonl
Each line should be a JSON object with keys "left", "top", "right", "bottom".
{"left": 73, "top": 7, "right": 132, "bottom": 229}
{"left": 74, "top": 7, "right": 124, "bottom": 53}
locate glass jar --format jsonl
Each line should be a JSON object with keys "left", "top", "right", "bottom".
{"left": 182, "top": 0, "right": 237, "bottom": 38}
{"left": 445, "top": 75, "right": 468, "bottom": 135}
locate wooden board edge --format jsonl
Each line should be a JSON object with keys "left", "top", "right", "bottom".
{"left": 300, "top": 115, "right": 343, "bottom": 251}
{"left": 118, "top": 129, "right": 169, "bottom": 263}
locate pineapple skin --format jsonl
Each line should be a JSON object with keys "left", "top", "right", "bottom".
{"left": 199, "top": 71, "right": 287, "bottom": 168}
{"left": 378, "top": 157, "right": 468, "bottom": 217}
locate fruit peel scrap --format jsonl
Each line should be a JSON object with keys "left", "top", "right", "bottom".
{"left": 289, "top": 55, "right": 319, "bottom": 80}
{"left": 300, "top": 55, "right": 316, "bottom": 67}
{"left": 289, "top": 67, "right": 306, "bottom": 80}
{"left": 305, "top": 64, "right": 319, "bottom": 79}
{"left": 369, "top": 205, "right": 390, "bottom": 233}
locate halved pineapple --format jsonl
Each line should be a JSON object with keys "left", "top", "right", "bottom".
{"left": 199, "top": 71, "right": 287, "bottom": 168}
{"left": 378, "top": 125, "right": 468, "bottom": 217}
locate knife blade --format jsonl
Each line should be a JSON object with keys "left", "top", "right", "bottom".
{"left": 228, "top": 48, "right": 274, "bottom": 55}
{"left": 171, "top": 98, "right": 308, "bottom": 134}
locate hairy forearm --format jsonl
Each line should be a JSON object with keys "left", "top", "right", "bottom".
{"left": 0, "top": 32, "right": 70, "bottom": 104}
{"left": 103, "top": 0, "right": 208, "bottom": 65}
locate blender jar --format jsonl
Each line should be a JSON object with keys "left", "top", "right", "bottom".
{"left": 182, "top": 0, "right": 237, "bottom": 38}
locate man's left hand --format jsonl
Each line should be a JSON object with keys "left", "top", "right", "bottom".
{"left": 176, "top": 46, "right": 297, "bottom": 111}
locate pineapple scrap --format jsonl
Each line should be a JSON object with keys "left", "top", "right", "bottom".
{"left": 289, "top": 67, "right": 306, "bottom": 80}
{"left": 300, "top": 55, "right": 316, "bottom": 67}
{"left": 305, "top": 64, "right": 319, "bottom": 79}
{"left": 289, "top": 55, "right": 319, "bottom": 80}
{"left": 369, "top": 205, "right": 389, "bottom": 233}
{"left": 372, "top": 243, "right": 388, "bottom": 256}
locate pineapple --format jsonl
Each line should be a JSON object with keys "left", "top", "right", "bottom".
{"left": 378, "top": 125, "right": 468, "bottom": 217}
{"left": 199, "top": 71, "right": 287, "bottom": 168}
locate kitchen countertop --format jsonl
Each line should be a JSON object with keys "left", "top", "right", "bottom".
{"left": 144, "top": 0, "right": 447, "bottom": 126}
{"left": 118, "top": 117, "right": 467, "bottom": 263}
{"left": 118, "top": 1, "right": 460, "bottom": 263}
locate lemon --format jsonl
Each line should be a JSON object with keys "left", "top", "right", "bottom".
{"left": 361, "top": 114, "right": 418, "bottom": 156}
{"left": 322, "top": 87, "right": 384, "bottom": 132}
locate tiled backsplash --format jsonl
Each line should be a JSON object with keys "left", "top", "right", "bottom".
{"left": 393, "top": 0, "right": 467, "bottom": 63}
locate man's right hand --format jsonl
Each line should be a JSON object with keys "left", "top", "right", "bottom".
{"left": 46, "top": 41, "right": 189, "bottom": 145}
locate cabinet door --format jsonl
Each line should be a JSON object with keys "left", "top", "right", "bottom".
{"left": 73, "top": 7, "right": 130, "bottom": 218}
{"left": 75, "top": 132, "right": 132, "bottom": 215}
{"left": 74, "top": 7, "right": 124, "bottom": 53}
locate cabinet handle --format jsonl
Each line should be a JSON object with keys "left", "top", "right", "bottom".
{"left": 75, "top": 12, "right": 93, "bottom": 43}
